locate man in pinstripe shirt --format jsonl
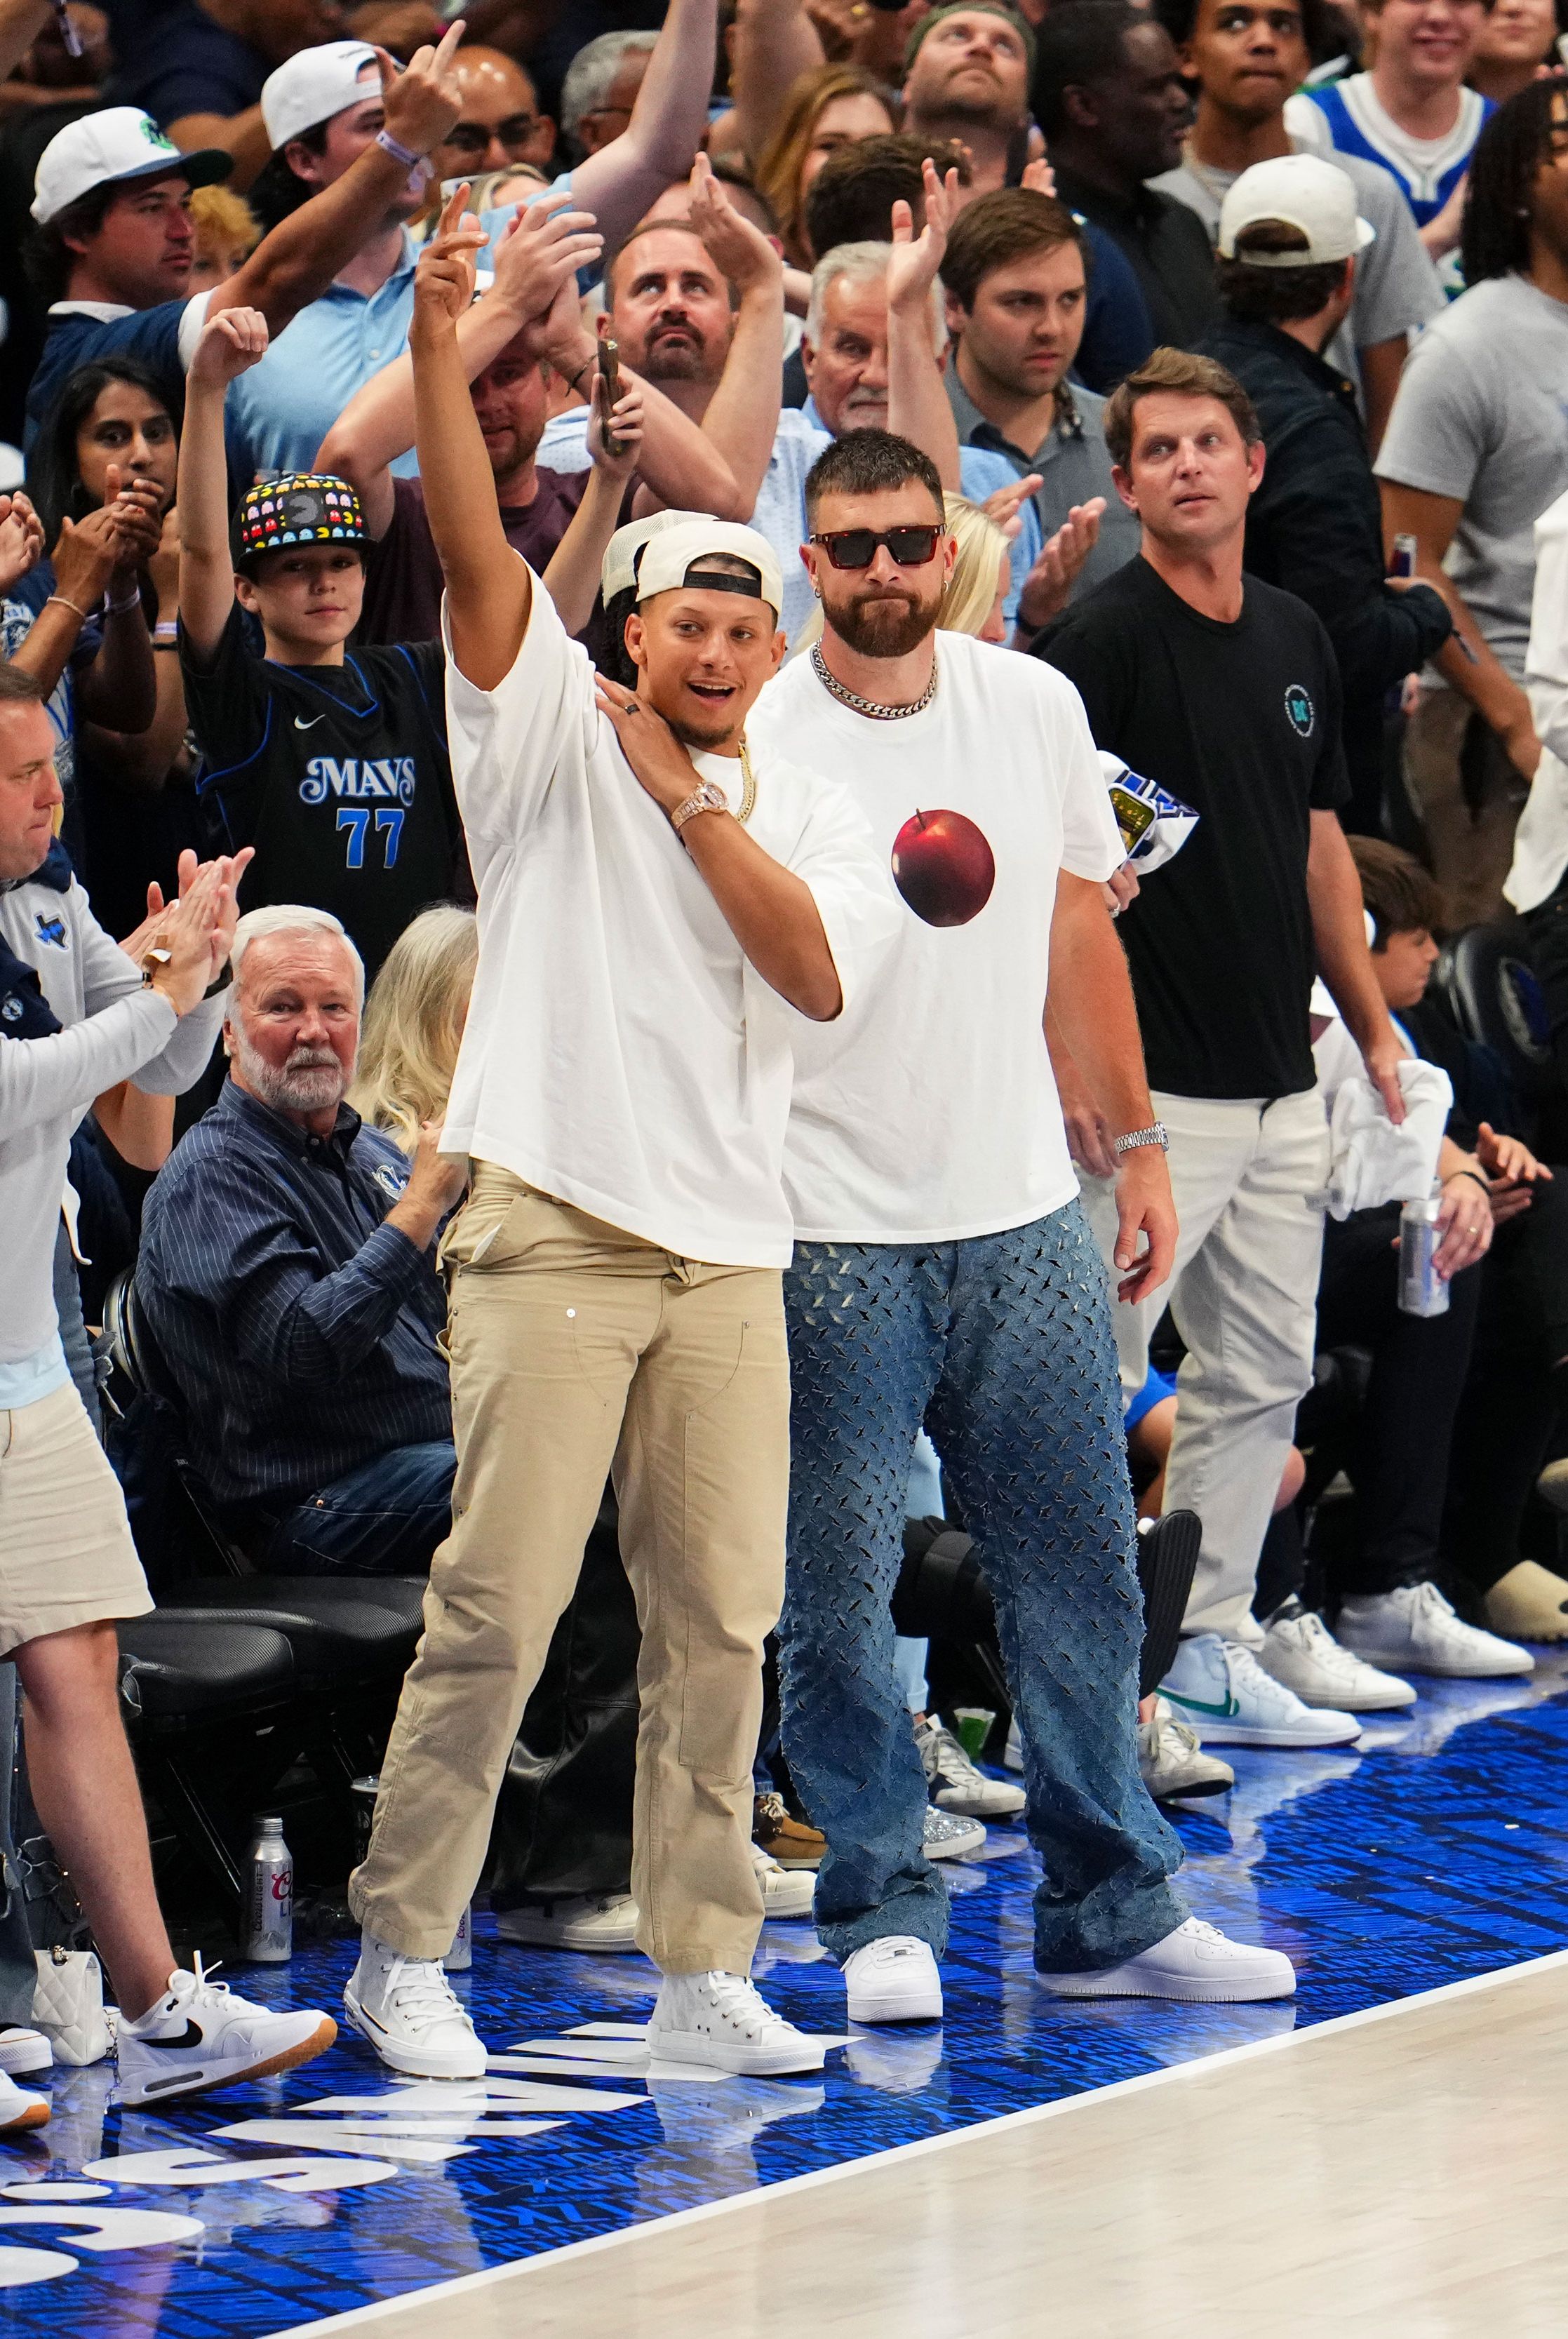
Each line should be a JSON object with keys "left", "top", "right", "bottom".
{"left": 138, "top": 904, "right": 469, "bottom": 1576}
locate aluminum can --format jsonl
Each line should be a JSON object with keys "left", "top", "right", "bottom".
{"left": 243, "top": 1814, "right": 293, "bottom": 1962}
{"left": 443, "top": 1903, "right": 472, "bottom": 1972}
{"left": 1389, "top": 532, "right": 1418, "bottom": 579}
{"left": 1398, "top": 1193, "right": 1449, "bottom": 1317}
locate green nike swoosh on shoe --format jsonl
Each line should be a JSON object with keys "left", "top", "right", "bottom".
{"left": 1164, "top": 1689, "right": 1242, "bottom": 1719}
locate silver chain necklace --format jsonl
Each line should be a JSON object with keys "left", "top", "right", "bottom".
{"left": 812, "top": 643, "right": 938, "bottom": 721}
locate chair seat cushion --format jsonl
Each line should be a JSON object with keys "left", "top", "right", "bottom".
{"left": 166, "top": 1581, "right": 422, "bottom": 1673}
{"left": 118, "top": 1616, "right": 295, "bottom": 1717}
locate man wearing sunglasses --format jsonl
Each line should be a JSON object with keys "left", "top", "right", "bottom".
{"left": 742, "top": 424, "right": 1296, "bottom": 2025}
{"left": 427, "top": 47, "right": 557, "bottom": 184}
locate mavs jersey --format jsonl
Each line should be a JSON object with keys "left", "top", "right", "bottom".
{"left": 1296, "top": 75, "right": 1491, "bottom": 232}
{"left": 183, "top": 608, "right": 457, "bottom": 977}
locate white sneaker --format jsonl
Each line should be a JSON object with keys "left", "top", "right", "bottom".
{"left": 0, "top": 2068, "right": 48, "bottom": 2131}
{"left": 496, "top": 1893, "right": 641, "bottom": 1953}
{"left": 1138, "top": 1698, "right": 1234, "bottom": 1800}
{"left": 751, "top": 1841, "right": 814, "bottom": 1921}
{"left": 914, "top": 1717, "right": 1026, "bottom": 1818}
{"left": 1336, "top": 1582, "right": 1534, "bottom": 1679}
{"left": 342, "top": 1933, "right": 485, "bottom": 2080}
{"left": 648, "top": 1971, "right": 825, "bottom": 2075}
{"left": 1161, "top": 1633, "right": 1360, "bottom": 1748}
{"left": 922, "top": 1804, "right": 986, "bottom": 1859}
{"left": 1037, "top": 1917, "right": 1296, "bottom": 2004}
{"left": 843, "top": 1934, "right": 943, "bottom": 2024}
{"left": 1260, "top": 1602, "right": 1416, "bottom": 1712}
{"left": 0, "top": 2023, "right": 51, "bottom": 2077}
{"left": 119, "top": 1956, "right": 336, "bottom": 2106}
{"left": 1003, "top": 1715, "right": 1023, "bottom": 1773}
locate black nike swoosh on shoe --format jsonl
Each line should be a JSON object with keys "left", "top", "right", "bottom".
{"left": 140, "top": 2022, "right": 207, "bottom": 2051}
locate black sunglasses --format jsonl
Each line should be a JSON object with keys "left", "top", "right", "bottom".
{"left": 810, "top": 524, "right": 944, "bottom": 570}
{"left": 443, "top": 114, "right": 543, "bottom": 155}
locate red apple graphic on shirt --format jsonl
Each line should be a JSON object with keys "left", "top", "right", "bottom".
{"left": 891, "top": 807, "right": 996, "bottom": 927}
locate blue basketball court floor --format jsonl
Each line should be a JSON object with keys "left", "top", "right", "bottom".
{"left": 3, "top": 1652, "right": 1567, "bottom": 2336}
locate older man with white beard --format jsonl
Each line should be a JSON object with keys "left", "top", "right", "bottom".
{"left": 138, "top": 904, "right": 469, "bottom": 1579}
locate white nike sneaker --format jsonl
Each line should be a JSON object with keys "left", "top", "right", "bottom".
{"left": 495, "top": 1893, "right": 641, "bottom": 1953}
{"left": 922, "top": 1805, "right": 986, "bottom": 1859}
{"left": 1161, "top": 1633, "right": 1360, "bottom": 1748}
{"left": 1037, "top": 1917, "right": 1296, "bottom": 2004}
{"left": 914, "top": 1717, "right": 1026, "bottom": 1818}
{"left": 0, "top": 2024, "right": 52, "bottom": 2077}
{"left": 1137, "top": 1698, "right": 1234, "bottom": 1800}
{"left": 1336, "top": 1582, "right": 1534, "bottom": 1679}
{"left": 342, "top": 1933, "right": 485, "bottom": 2080}
{"left": 1260, "top": 1602, "right": 1416, "bottom": 1711}
{"left": 648, "top": 1971, "right": 825, "bottom": 2076}
{"left": 751, "top": 1841, "right": 815, "bottom": 1920}
{"left": 119, "top": 1957, "right": 336, "bottom": 2106}
{"left": 0, "top": 2068, "right": 48, "bottom": 2131}
{"left": 843, "top": 1935, "right": 943, "bottom": 2024}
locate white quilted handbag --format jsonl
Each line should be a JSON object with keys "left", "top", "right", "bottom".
{"left": 32, "top": 1945, "right": 116, "bottom": 2065}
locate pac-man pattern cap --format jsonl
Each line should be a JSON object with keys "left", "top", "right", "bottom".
{"left": 236, "top": 474, "right": 368, "bottom": 561}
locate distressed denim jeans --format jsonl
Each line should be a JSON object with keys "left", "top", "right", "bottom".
{"left": 779, "top": 1200, "right": 1187, "bottom": 1973}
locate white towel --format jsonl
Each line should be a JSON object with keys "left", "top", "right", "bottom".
{"left": 1325, "top": 1057, "right": 1453, "bottom": 1220}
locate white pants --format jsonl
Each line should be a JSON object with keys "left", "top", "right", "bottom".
{"left": 1084, "top": 1090, "right": 1330, "bottom": 1647}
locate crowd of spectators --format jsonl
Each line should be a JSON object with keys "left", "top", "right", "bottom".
{"left": 5, "top": 0, "right": 1568, "bottom": 2114}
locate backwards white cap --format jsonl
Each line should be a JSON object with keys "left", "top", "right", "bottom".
{"left": 1218, "top": 153, "right": 1375, "bottom": 267}
{"left": 262, "top": 39, "right": 380, "bottom": 152}
{"left": 634, "top": 518, "right": 785, "bottom": 619}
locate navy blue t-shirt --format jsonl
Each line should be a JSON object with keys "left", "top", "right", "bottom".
{"left": 26, "top": 300, "right": 194, "bottom": 450}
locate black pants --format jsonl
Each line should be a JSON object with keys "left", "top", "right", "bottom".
{"left": 1525, "top": 877, "right": 1568, "bottom": 1098}
{"left": 1442, "top": 1173, "right": 1568, "bottom": 1590}
{"left": 1313, "top": 1206, "right": 1482, "bottom": 1599}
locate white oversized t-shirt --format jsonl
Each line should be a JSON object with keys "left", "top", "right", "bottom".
{"left": 440, "top": 565, "right": 897, "bottom": 1267}
{"left": 747, "top": 632, "right": 1124, "bottom": 1243}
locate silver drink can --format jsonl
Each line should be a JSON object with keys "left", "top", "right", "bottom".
{"left": 349, "top": 1774, "right": 379, "bottom": 1870}
{"left": 1398, "top": 1193, "right": 1449, "bottom": 1317}
{"left": 443, "top": 1903, "right": 472, "bottom": 1972}
{"left": 243, "top": 1814, "right": 293, "bottom": 1962}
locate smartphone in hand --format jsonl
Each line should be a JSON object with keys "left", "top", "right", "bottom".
{"left": 596, "top": 337, "right": 624, "bottom": 460}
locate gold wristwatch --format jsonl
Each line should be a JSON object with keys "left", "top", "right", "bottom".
{"left": 670, "top": 779, "right": 731, "bottom": 836}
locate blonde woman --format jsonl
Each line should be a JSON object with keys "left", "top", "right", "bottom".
{"left": 349, "top": 905, "right": 479, "bottom": 1155}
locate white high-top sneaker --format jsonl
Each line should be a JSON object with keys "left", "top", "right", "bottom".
{"left": 1161, "top": 1632, "right": 1360, "bottom": 1748}
{"left": 342, "top": 1933, "right": 485, "bottom": 2079}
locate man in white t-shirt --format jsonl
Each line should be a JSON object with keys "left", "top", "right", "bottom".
{"left": 738, "top": 428, "right": 1295, "bottom": 2020}
{"left": 345, "top": 215, "right": 896, "bottom": 2084}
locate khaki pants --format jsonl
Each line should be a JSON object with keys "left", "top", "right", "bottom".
{"left": 1083, "top": 1090, "right": 1330, "bottom": 1649}
{"left": 1403, "top": 685, "right": 1528, "bottom": 930}
{"left": 349, "top": 1165, "right": 791, "bottom": 1973}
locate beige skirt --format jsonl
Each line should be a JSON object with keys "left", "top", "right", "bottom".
{"left": 0, "top": 1381, "right": 153, "bottom": 1656}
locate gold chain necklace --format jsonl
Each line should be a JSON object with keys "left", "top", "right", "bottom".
{"left": 735, "top": 733, "right": 757, "bottom": 824}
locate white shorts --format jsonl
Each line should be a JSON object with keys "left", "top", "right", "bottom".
{"left": 0, "top": 1383, "right": 153, "bottom": 1656}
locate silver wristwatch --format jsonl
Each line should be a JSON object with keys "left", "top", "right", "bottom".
{"left": 1113, "top": 1122, "right": 1170, "bottom": 1158}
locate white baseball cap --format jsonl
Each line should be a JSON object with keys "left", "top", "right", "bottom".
{"left": 634, "top": 518, "right": 785, "bottom": 619}
{"left": 1217, "top": 154, "right": 1374, "bottom": 266}
{"left": 262, "top": 39, "right": 380, "bottom": 153}
{"left": 601, "top": 508, "right": 706, "bottom": 603}
{"left": 32, "top": 107, "right": 231, "bottom": 225}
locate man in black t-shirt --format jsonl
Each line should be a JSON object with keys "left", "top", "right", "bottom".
{"left": 1038, "top": 345, "right": 1409, "bottom": 1751}
{"left": 177, "top": 304, "right": 457, "bottom": 979}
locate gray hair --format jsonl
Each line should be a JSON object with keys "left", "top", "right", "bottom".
{"left": 230, "top": 906, "right": 366, "bottom": 1001}
{"left": 805, "top": 241, "right": 947, "bottom": 361}
{"left": 561, "top": 32, "right": 657, "bottom": 144}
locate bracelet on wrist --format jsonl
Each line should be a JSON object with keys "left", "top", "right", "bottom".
{"left": 45, "top": 592, "right": 89, "bottom": 622}
{"left": 1452, "top": 1167, "right": 1490, "bottom": 1193}
{"left": 375, "top": 126, "right": 424, "bottom": 170}
{"left": 105, "top": 594, "right": 142, "bottom": 617}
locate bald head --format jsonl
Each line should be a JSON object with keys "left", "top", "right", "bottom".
{"left": 430, "top": 45, "right": 555, "bottom": 181}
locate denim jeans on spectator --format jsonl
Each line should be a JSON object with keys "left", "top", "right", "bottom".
{"left": 779, "top": 1200, "right": 1186, "bottom": 1975}
{"left": 262, "top": 1441, "right": 457, "bottom": 1576}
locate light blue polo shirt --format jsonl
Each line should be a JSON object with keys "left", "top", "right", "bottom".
{"left": 225, "top": 232, "right": 422, "bottom": 487}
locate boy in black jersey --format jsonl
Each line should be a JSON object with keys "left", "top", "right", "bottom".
{"left": 177, "top": 305, "right": 458, "bottom": 977}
